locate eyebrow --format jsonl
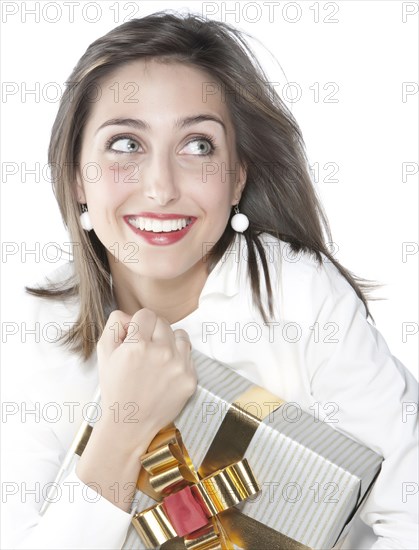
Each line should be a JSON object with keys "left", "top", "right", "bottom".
{"left": 95, "top": 114, "right": 227, "bottom": 136}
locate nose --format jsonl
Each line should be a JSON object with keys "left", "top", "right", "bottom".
{"left": 142, "top": 149, "right": 180, "bottom": 206}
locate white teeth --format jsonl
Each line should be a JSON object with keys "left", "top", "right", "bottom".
{"left": 145, "top": 219, "right": 152, "bottom": 231}
{"left": 128, "top": 217, "right": 191, "bottom": 233}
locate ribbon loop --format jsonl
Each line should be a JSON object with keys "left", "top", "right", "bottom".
{"left": 192, "top": 461, "right": 259, "bottom": 516}
{"left": 132, "top": 503, "right": 177, "bottom": 548}
{"left": 137, "top": 426, "right": 199, "bottom": 499}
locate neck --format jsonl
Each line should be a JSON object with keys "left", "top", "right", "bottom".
{"left": 108, "top": 258, "right": 210, "bottom": 325}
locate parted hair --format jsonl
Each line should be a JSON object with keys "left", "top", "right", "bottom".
{"left": 27, "top": 10, "right": 381, "bottom": 360}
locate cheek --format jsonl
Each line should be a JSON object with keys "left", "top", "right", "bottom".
{"left": 203, "top": 174, "right": 234, "bottom": 209}
{"left": 84, "top": 163, "right": 134, "bottom": 206}
{"left": 195, "top": 183, "right": 232, "bottom": 232}
{"left": 104, "top": 160, "right": 141, "bottom": 188}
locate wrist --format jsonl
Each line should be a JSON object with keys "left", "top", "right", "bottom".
{"left": 93, "top": 410, "right": 154, "bottom": 459}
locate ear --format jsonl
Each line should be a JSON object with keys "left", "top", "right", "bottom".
{"left": 75, "top": 171, "right": 86, "bottom": 204}
{"left": 232, "top": 161, "right": 247, "bottom": 205}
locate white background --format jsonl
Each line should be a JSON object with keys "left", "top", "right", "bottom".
{"left": 1, "top": 0, "right": 418, "bottom": 379}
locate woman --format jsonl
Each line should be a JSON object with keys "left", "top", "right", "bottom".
{"left": 2, "top": 11, "right": 418, "bottom": 550}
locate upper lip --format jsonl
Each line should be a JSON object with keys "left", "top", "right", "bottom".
{"left": 125, "top": 212, "right": 195, "bottom": 220}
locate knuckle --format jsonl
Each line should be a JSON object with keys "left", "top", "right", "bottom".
{"left": 107, "top": 309, "right": 124, "bottom": 322}
{"left": 159, "top": 346, "right": 174, "bottom": 364}
{"left": 138, "top": 307, "right": 157, "bottom": 319}
{"left": 185, "top": 374, "right": 198, "bottom": 396}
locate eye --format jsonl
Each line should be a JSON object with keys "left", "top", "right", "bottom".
{"left": 182, "top": 136, "right": 216, "bottom": 156}
{"left": 106, "top": 136, "right": 140, "bottom": 154}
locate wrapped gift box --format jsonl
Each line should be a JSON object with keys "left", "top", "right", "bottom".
{"left": 121, "top": 348, "right": 383, "bottom": 549}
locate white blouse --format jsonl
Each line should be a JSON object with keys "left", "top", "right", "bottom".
{"left": 1, "top": 232, "right": 418, "bottom": 550}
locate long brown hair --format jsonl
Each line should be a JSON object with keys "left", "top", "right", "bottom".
{"left": 27, "top": 10, "right": 382, "bottom": 360}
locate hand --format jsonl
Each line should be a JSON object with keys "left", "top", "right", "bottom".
{"left": 95, "top": 308, "right": 197, "bottom": 455}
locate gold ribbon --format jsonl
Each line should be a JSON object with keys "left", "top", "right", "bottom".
{"left": 131, "top": 387, "right": 307, "bottom": 550}
{"left": 132, "top": 426, "right": 259, "bottom": 548}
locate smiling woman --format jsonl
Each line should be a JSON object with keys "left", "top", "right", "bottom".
{"left": 2, "top": 9, "right": 418, "bottom": 550}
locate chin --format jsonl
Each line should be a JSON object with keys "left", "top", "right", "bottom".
{"left": 126, "top": 259, "right": 195, "bottom": 281}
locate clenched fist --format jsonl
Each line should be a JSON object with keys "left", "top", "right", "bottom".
{"left": 96, "top": 307, "right": 197, "bottom": 455}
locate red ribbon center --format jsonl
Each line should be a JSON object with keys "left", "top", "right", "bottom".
{"left": 162, "top": 485, "right": 210, "bottom": 537}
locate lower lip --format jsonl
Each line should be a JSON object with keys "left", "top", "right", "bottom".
{"left": 125, "top": 218, "right": 196, "bottom": 246}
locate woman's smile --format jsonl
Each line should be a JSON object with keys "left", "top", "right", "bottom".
{"left": 124, "top": 214, "right": 197, "bottom": 246}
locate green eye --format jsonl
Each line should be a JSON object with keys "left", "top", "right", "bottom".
{"left": 108, "top": 137, "right": 140, "bottom": 153}
{"left": 184, "top": 137, "right": 216, "bottom": 156}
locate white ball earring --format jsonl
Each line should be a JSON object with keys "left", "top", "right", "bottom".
{"left": 80, "top": 204, "right": 93, "bottom": 232}
{"left": 230, "top": 204, "right": 249, "bottom": 233}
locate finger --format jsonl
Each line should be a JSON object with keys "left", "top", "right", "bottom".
{"left": 99, "top": 310, "right": 132, "bottom": 356}
{"left": 123, "top": 308, "right": 158, "bottom": 345}
{"left": 173, "top": 329, "right": 192, "bottom": 353}
{"left": 145, "top": 314, "right": 177, "bottom": 347}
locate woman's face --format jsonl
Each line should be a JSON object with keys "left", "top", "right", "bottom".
{"left": 76, "top": 59, "right": 246, "bottom": 280}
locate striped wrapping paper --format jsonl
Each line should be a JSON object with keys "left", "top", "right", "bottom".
{"left": 122, "top": 349, "right": 383, "bottom": 549}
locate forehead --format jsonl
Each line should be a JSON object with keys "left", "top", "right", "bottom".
{"left": 86, "top": 59, "right": 232, "bottom": 130}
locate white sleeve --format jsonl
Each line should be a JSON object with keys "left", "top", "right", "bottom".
{"left": 1, "top": 272, "right": 134, "bottom": 550}
{"left": 304, "top": 260, "right": 419, "bottom": 549}
{"left": 1, "top": 389, "right": 133, "bottom": 550}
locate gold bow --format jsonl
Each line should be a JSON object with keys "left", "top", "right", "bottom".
{"left": 130, "top": 386, "right": 312, "bottom": 549}
{"left": 132, "top": 426, "right": 260, "bottom": 549}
